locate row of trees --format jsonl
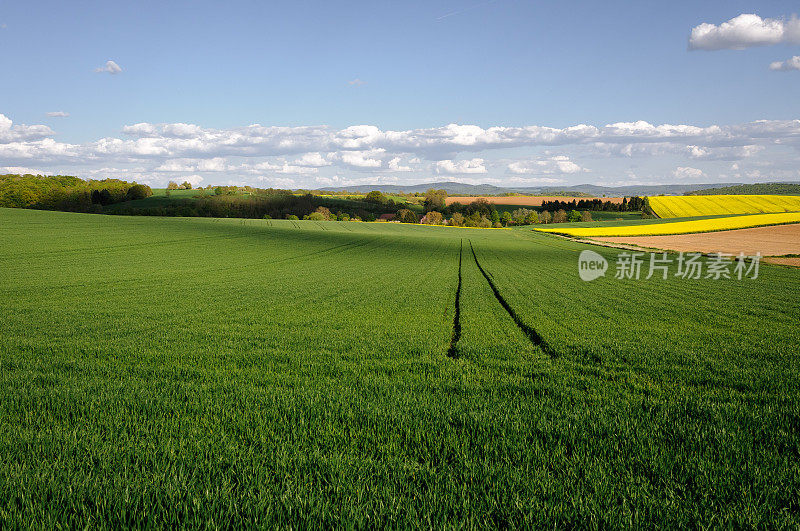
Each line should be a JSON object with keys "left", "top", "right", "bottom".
{"left": 167, "top": 181, "right": 194, "bottom": 190}
{"left": 0, "top": 174, "right": 152, "bottom": 211}
{"left": 109, "top": 190, "right": 397, "bottom": 221}
{"left": 540, "top": 196, "right": 645, "bottom": 212}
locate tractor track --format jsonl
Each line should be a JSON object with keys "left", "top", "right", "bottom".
{"left": 468, "top": 239, "right": 557, "bottom": 358}
{"left": 447, "top": 239, "right": 463, "bottom": 359}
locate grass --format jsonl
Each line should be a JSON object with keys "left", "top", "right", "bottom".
{"left": 649, "top": 194, "right": 800, "bottom": 218}
{"left": 1, "top": 207, "right": 799, "bottom": 527}
{"left": 534, "top": 211, "right": 800, "bottom": 237}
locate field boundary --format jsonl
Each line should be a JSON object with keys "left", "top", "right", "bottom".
{"left": 468, "top": 240, "right": 557, "bottom": 358}
{"left": 447, "top": 239, "right": 463, "bottom": 359}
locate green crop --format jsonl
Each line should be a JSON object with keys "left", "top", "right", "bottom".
{"left": 1, "top": 207, "right": 798, "bottom": 528}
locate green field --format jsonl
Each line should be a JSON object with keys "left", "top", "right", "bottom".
{"left": 1, "top": 208, "right": 799, "bottom": 527}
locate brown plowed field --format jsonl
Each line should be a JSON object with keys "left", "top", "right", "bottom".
{"left": 594, "top": 223, "right": 800, "bottom": 257}
{"left": 444, "top": 196, "right": 624, "bottom": 206}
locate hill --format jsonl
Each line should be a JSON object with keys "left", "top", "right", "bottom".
{"left": 322, "top": 181, "right": 744, "bottom": 197}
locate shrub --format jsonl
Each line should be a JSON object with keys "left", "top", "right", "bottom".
{"left": 449, "top": 212, "right": 465, "bottom": 226}
{"left": 364, "top": 191, "right": 387, "bottom": 204}
{"left": 423, "top": 189, "right": 447, "bottom": 212}
{"left": 422, "top": 211, "right": 444, "bottom": 225}
{"left": 511, "top": 208, "right": 537, "bottom": 225}
{"left": 395, "top": 209, "right": 418, "bottom": 224}
{"left": 313, "top": 206, "right": 334, "bottom": 221}
{"left": 125, "top": 184, "right": 152, "bottom": 201}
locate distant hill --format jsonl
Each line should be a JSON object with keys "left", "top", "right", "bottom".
{"left": 685, "top": 182, "right": 800, "bottom": 196}
{"left": 320, "top": 181, "right": 747, "bottom": 197}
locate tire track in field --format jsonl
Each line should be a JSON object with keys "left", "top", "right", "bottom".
{"left": 468, "top": 240, "right": 557, "bottom": 358}
{"left": 447, "top": 239, "right": 463, "bottom": 359}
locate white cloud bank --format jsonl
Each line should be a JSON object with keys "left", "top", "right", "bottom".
{"left": 689, "top": 14, "right": 800, "bottom": 50}
{"left": 1, "top": 112, "right": 800, "bottom": 186}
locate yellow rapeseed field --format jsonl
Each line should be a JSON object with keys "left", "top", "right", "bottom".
{"left": 649, "top": 194, "right": 800, "bottom": 218}
{"left": 535, "top": 212, "right": 800, "bottom": 238}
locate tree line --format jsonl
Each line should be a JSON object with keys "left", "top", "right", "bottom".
{"left": 0, "top": 174, "right": 152, "bottom": 211}
{"left": 109, "top": 188, "right": 404, "bottom": 221}
{"left": 0, "top": 176, "right": 645, "bottom": 227}
{"left": 539, "top": 196, "right": 645, "bottom": 212}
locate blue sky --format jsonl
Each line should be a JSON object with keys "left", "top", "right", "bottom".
{"left": 1, "top": 0, "right": 799, "bottom": 188}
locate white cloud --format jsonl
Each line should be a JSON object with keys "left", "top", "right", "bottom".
{"left": 507, "top": 155, "right": 583, "bottom": 174}
{"left": 388, "top": 157, "right": 412, "bottom": 172}
{"left": 46, "top": 111, "right": 70, "bottom": 118}
{"left": 255, "top": 176, "right": 298, "bottom": 188}
{"left": 156, "top": 157, "right": 230, "bottom": 172}
{"left": 689, "top": 14, "right": 800, "bottom": 50}
{"left": 435, "top": 158, "right": 487, "bottom": 174}
{"left": 22, "top": 118, "right": 787, "bottom": 162}
{"left": 292, "top": 152, "right": 331, "bottom": 167}
{"left": 181, "top": 174, "right": 204, "bottom": 186}
{"left": 1, "top": 166, "right": 47, "bottom": 175}
{"left": 313, "top": 174, "right": 400, "bottom": 187}
{"left": 672, "top": 167, "right": 706, "bottom": 180}
{"left": 686, "top": 144, "right": 764, "bottom": 160}
{"left": 348, "top": 78, "right": 365, "bottom": 86}
{"left": 0, "top": 114, "right": 56, "bottom": 143}
{"left": 769, "top": 56, "right": 800, "bottom": 71}
{"left": 275, "top": 164, "right": 319, "bottom": 175}
{"left": 243, "top": 161, "right": 319, "bottom": 175}
{"left": 330, "top": 149, "right": 385, "bottom": 169}
{"left": 95, "top": 60, "right": 122, "bottom": 74}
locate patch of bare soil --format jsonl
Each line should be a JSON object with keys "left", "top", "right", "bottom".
{"left": 763, "top": 257, "right": 800, "bottom": 267}
{"left": 592, "top": 223, "right": 800, "bottom": 257}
